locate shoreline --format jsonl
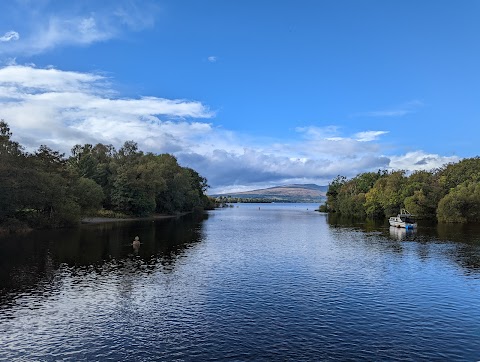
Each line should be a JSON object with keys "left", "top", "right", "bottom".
{"left": 0, "top": 213, "right": 191, "bottom": 235}
{"left": 81, "top": 213, "right": 189, "bottom": 224}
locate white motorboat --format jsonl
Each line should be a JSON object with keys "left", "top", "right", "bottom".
{"left": 389, "top": 209, "right": 417, "bottom": 229}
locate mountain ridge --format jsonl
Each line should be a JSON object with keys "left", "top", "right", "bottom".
{"left": 212, "top": 183, "right": 328, "bottom": 203}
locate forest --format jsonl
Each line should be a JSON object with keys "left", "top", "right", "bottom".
{"left": 0, "top": 121, "right": 214, "bottom": 231}
{"left": 322, "top": 157, "right": 480, "bottom": 223}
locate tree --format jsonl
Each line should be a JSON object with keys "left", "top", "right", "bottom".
{"left": 70, "top": 144, "right": 98, "bottom": 178}
{"left": 402, "top": 170, "right": 439, "bottom": 219}
{"left": 333, "top": 171, "right": 385, "bottom": 218}
{"left": 71, "top": 178, "right": 105, "bottom": 215}
{"left": 1, "top": 121, "right": 211, "bottom": 229}
{"left": 364, "top": 186, "right": 384, "bottom": 218}
{"left": 0, "top": 121, "right": 26, "bottom": 222}
{"left": 0, "top": 120, "right": 22, "bottom": 157}
{"left": 326, "top": 175, "right": 346, "bottom": 212}
{"left": 437, "top": 181, "right": 480, "bottom": 223}
{"left": 323, "top": 158, "right": 480, "bottom": 223}
{"left": 364, "top": 171, "right": 406, "bottom": 217}
{"left": 437, "top": 157, "right": 480, "bottom": 193}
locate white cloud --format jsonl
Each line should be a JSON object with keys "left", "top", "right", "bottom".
{"left": 0, "top": 65, "right": 459, "bottom": 193}
{"left": 0, "top": 65, "right": 213, "bottom": 152}
{"left": 0, "top": 31, "right": 20, "bottom": 42}
{"left": 353, "top": 100, "right": 423, "bottom": 118}
{"left": 295, "top": 125, "right": 339, "bottom": 140}
{"left": 179, "top": 147, "right": 391, "bottom": 194}
{"left": 178, "top": 126, "right": 393, "bottom": 192}
{"left": 354, "top": 131, "right": 389, "bottom": 142}
{"left": 294, "top": 126, "right": 385, "bottom": 156}
{"left": 362, "top": 109, "right": 410, "bottom": 117}
{"left": 113, "top": 1, "right": 159, "bottom": 30}
{"left": 0, "top": 1, "right": 159, "bottom": 55}
{"left": 208, "top": 56, "right": 218, "bottom": 63}
{"left": 388, "top": 151, "right": 459, "bottom": 172}
{"left": 0, "top": 65, "right": 103, "bottom": 93}
{"left": 22, "top": 16, "right": 114, "bottom": 54}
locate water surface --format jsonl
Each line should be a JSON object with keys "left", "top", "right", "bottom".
{"left": 0, "top": 204, "right": 479, "bottom": 360}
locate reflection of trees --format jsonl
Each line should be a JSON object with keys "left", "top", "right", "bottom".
{"left": 410, "top": 222, "right": 480, "bottom": 273}
{"left": 435, "top": 223, "right": 480, "bottom": 244}
{"left": 326, "top": 214, "right": 480, "bottom": 275}
{"left": 0, "top": 234, "right": 54, "bottom": 297}
{"left": 327, "top": 213, "right": 406, "bottom": 254}
{"left": 436, "top": 223, "right": 480, "bottom": 273}
{"left": 56, "top": 213, "right": 208, "bottom": 267}
{"left": 0, "top": 213, "right": 208, "bottom": 306}
{"left": 327, "top": 213, "right": 387, "bottom": 232}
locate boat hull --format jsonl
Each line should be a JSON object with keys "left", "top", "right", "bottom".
{"left": 389, "top": 217, "right": 417, "bottom": 229}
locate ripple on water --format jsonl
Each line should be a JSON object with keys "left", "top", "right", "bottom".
{"left": 0, "top": 206, "right": 480, "bottom": 360}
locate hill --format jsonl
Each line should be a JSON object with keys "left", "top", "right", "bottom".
{"left": 212, "top": 184, "right": 328, "bottom": 203}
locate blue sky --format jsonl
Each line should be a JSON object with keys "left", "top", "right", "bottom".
{"left": 0, "top": 0, "right": 479, "bottom": 193}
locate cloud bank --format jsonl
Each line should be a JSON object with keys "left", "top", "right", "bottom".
{"left": 0, "top": 65, "right": 213, "bottom": 151}
{"left": 0, "top": 65, "right": 458, "bottom": 193}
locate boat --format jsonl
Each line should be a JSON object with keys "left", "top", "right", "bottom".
{"left": 389, "top": 209, "right": 417, "bottom": 229}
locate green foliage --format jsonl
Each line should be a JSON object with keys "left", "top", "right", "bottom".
{"left": 95, "top": 209, "right": 129, "bottom": 219}
{"left": 0, "top": 121, "right": 211, "bottom": 230}
{"left": 327, "top": 171, "right": 385, "bottom": 217}
{"left": 203, "top": 196, "right": 217, "bottom": 210}
{"left": 364, "top": 186, "right": 385, "bottom": 218}
{"left": 404, "top": 190, "right": 429, "bottom": 218}
{"left": 437, "top": 181, "right": 480, "bottom": 223}
{"left": 0, "top": 120, "right": 25, "bottom": 220}
{"left": 325, "top": 175, "right": 346, "bottom": 212}
{"left": 0, "top": 120, "right": 22, "bottom": 157}
{"left": 365, "top": 171, "right": 407, "bottom": 217}
{"left": 318, "top": 204, "right": 328, "bottom": 212}
{"left": 326, "top": 158, "right": 480, "bottom": 223}
{"left": 72, "top": 178, "right": 105, "bottom": 215}
{"left": 437, "top": 157, "right": 480, "bottom": 193}
{"left": 339, "top": 192, "right": 367, "bottom": 218}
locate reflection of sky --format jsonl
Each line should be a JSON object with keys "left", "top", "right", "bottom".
{"left": 1, "top": 205, "right": 480, "bottom": 360}
{"left": 200, "top": 205, "right": 480, "bottom": 359}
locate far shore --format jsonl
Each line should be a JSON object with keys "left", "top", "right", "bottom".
{"left": 81, "top": 213, "right": 189, "bottom": 224}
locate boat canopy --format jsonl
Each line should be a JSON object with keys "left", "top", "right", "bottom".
{"left": 397, "top": 209, "right": 416, "bottom": 223}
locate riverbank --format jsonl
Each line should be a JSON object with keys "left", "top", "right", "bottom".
{"left": 81, "top": 213, "right": 189, "bottom": 224}
{"left": 0, "top": 213, "right": 191, "bottom": 236}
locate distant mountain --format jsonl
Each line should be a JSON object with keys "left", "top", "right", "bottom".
{"left": 212, "top": 184, "right": 328, "bottom": 203}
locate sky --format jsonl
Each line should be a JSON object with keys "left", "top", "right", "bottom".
{"left": 0, "top": 0, "right": 479, "bottom": 194}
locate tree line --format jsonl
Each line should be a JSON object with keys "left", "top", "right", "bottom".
{"left": 0, "top": 121, "right": 214, "bottom": 230}
{"left": 322, "top": 157, "right": 480, "bottom": 223}
{"left": 215, "top": 196, "right": 279, "bottom": 203}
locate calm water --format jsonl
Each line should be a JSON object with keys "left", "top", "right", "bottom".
{"left": 0, "top": 203, "right": 479, "bottom": 361}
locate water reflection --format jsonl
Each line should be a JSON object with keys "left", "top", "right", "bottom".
{"left": 327, "top": 213, "right": 386, "bottom": 232}
{"left": 389, "top": 226, "right": 417, "bottom": 241}
{"left": 0, "top": 213, "right": 208, "bottom": 303}
{"left": 1, "top": 205, "right": 480, "bottom": 361}
{"left": 435, "top": 222, "right": 480, "bottom": 244}
{"left": 326, "top": 214, "right": 480, "bottom": 275}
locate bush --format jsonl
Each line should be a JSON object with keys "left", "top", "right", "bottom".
{"left": 0, "top": 218, "right": 31, "bottom": 234}
{"left": 437, "top": 181, "right": 480, "bottom": 223}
